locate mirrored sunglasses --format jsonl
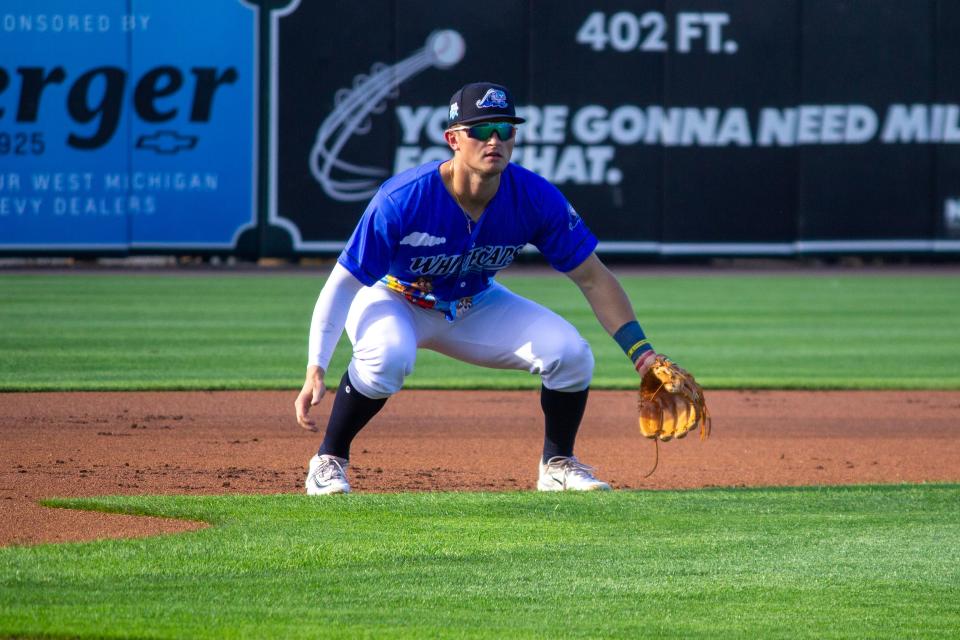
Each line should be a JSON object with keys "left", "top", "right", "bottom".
{"left": 454, "top": 122, "right": 517, "bottom": 141}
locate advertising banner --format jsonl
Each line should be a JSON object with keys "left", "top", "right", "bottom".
{"left": 271, "top": 0, "right": 960, "bottom": 256}
{"left": 3, "top": 0, "right": 958, "bottom": 257}
{"left": 937, "top": 0, "right": 960, "bottom": 241}
{"left": 0, "top": 0, "right": 257, "bottom": 251}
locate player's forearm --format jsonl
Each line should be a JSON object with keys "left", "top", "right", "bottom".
{"left": 583, "top": 272, "right": 658, "bottom": 372}
{"left": 579, "top": 271, "right": 637, "bottom": 336}
{"left": 307, "top": 263, "right": 364, "bottom": 370}
{"left": 568, "top": 254, "right": 637, "bottom": 335}
{"left": 570, "top": 253, "right": 655, "bottom": 370}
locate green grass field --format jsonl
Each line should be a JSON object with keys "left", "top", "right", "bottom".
{"left": 2, "top": 486, "right": 959, "bottom": 639}
{"left": 1, "top": 272, "right": 958, "bottom": 390}
{"left": 2, "top": 270, "right": 959, "bottom": 638}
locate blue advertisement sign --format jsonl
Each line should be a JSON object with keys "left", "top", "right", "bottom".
{"left": 0, "top": 0, "right": 257, "bottom": 250}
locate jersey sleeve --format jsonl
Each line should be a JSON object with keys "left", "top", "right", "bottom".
{"left": 531, "top": 183, "right": 598, "bottom": 273}
{"left": 337, "top": 190, "right": 404, "bottom": 286}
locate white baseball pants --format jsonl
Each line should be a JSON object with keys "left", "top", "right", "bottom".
{"left": 344, "top": 281, "right": 594, "bottom": 399}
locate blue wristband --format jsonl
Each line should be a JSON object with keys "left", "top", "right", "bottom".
{"left": 613, "top": 321, "right": 653, "bottom": 364}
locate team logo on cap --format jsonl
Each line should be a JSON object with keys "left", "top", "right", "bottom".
{"left": 449, "top": 102, "right": 459, "bottom": 120}
{"left": 476, "top": 88, "right": 508, "bottom": 109}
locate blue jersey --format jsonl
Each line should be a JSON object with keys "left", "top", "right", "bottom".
{"left": 338, "top": 160, "right": 597, "bottom": 315}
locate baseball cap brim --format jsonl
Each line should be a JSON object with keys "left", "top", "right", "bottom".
{"left": 455, "top": 114, "right": 526, "bottom": 126}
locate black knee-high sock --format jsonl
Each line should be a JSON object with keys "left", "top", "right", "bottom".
{"left": 318, "top": 371, "right": 388, "bottom": 460}
{"left": 540, "top": 385, "right": 589, "bottom": 462}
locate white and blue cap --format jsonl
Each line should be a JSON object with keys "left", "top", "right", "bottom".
{"left": 447, "top": 82, "right": 526, "bottom": 127}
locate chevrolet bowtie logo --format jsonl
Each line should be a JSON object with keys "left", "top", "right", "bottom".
{"left": 136, "top": 131, "right": 198, "bottom": 154}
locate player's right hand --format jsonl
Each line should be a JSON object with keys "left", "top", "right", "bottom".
{"left": 295, "top": 365, "right": 326, "bottom": 431}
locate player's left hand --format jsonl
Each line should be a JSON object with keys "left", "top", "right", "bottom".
{"left": 634, "top": 349, "right": 657, "bottom": 378}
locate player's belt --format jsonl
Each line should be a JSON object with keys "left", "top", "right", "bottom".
{"left": 379, "top": 275, "right": 489, "bottom": 321}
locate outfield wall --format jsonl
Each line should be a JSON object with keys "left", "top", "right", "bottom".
{"left": 2, "top": 0, "right": 959, "bottom": 257}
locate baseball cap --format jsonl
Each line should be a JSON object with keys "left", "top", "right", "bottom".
{"left": 447, "top": 82, "right": 526, "bottom": 128}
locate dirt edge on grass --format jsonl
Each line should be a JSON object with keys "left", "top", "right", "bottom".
{"left": 3, "top": 389, "right": 959, "bottom": 546}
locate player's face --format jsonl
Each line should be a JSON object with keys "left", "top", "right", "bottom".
{"left": 447, "top": 120, "right": 516, "bottom": 176}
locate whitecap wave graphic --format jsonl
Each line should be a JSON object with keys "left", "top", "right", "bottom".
{"left": 310, "top": 30, "right": 465, "bottom": 202}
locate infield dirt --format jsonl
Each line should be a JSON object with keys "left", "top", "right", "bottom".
{"left": 3, "top": 389, "right": 959, "bottom": 546}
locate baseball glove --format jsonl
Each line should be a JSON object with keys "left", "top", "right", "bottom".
{"left": 639, "top": 355, "right": 711, "bottom": 442}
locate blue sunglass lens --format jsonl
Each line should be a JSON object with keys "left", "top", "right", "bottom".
{"left": 467, "top": 123, "right": 516, "bottom": 140}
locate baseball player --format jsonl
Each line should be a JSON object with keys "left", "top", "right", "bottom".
{"left": 295, "top": 82, "right": 657, "bottom": 494}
